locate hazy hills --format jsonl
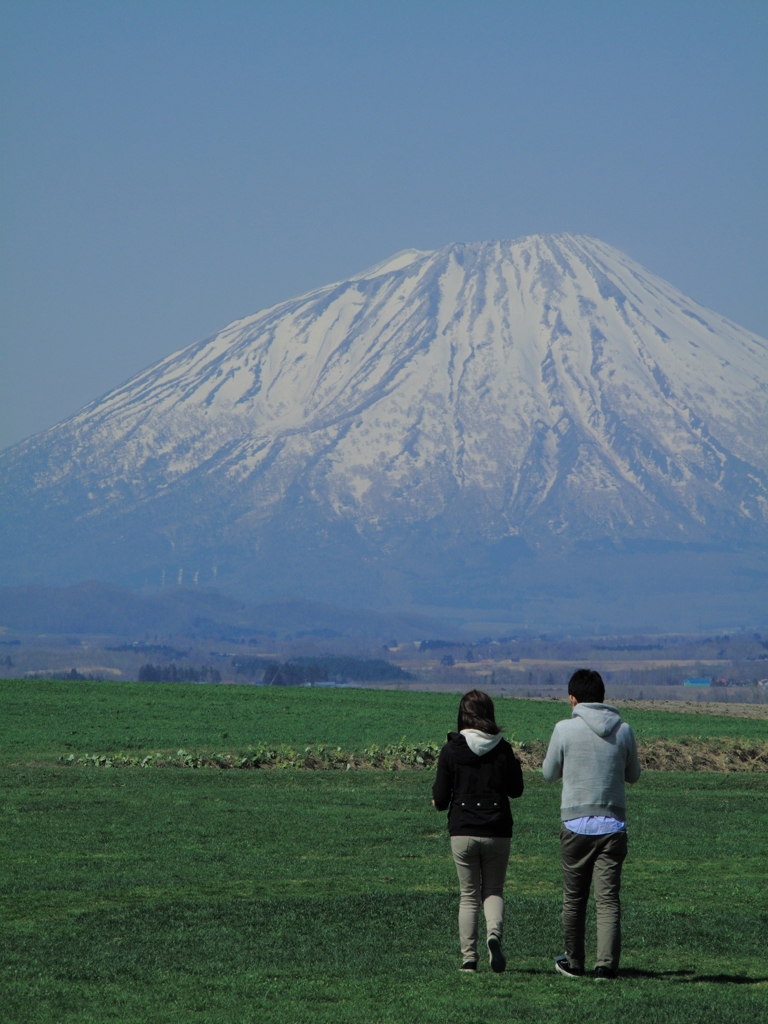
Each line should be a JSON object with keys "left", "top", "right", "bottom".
{"left": 0, "top": 581, "right": 445, "bottom": 641}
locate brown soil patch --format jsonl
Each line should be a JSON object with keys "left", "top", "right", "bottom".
{"left": 611, "top": 698, "right": 768, "bottom": 719}
{"left": 520, "top": 696, "right": 768, "bottom": 719}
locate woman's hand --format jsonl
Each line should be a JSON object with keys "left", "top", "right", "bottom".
{"left": 431, "top": 799, "right": 436, "bottom": 807}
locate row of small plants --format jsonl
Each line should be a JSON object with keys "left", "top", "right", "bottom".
{"left": 58, "top": 740, "right": 442, "bottom": 772}
{"left": 57, "top": 736, "right": 768, "bottom": 772}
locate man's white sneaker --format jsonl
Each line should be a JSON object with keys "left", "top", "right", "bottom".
{"left": 554, "top": 956, "right": 584, "bottom": 978}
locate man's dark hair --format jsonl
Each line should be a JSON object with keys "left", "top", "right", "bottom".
{"left": 568, "top": 669, "right": 605, "bottom": 704}
{"left": 458, "top": 689, "right": 500, "bottom": 734}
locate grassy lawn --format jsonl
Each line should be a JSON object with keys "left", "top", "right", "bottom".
{"left": 1, "top": 681, "right": 766, "bottom": 1022}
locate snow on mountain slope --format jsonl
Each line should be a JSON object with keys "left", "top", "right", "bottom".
{"left": 1, "top": 234, "right": 766, "bottom": 603}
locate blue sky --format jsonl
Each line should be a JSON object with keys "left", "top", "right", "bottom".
{"left": 1, "top": 1, "right": 766, "bottom": 450}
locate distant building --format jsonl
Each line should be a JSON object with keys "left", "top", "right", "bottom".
{"left": 683, "top": 677, "right": 711, "bottom": 687}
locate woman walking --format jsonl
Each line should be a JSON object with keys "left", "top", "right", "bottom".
{"left": 432, "top": 690, "right": 524, "bottom": 973}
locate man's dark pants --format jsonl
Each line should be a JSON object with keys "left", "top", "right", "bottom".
{"left": 560, "top": 826, "right": 627, "bottom": 971}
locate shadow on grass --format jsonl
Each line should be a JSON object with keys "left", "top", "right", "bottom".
{"left": 680, "top": 974, "right": 768, "bottom": 985}
{"left": 616, "top": 969, "right": 767, "bottom": 985}
{"left": 516, "top": 968, "right": 767, "bottom": 985}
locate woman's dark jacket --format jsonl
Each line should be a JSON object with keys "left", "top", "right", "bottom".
{"left": 432, "top": 733, "right": 524, "bottom": 837}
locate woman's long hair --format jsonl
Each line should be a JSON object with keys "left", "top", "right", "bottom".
{"left": 457, "top": 689, "right": 500, "bottom": 735}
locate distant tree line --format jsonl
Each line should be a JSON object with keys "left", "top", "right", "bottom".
{"left": 231, "top": 655, "right": 413, "bottom": 685}
{"left": 138, "top": 663, "right": 221, "bottom": 683}
{"left": 262, "top": 661, "right": 327, "bottom": 686}
{"left": 230, "top": 656, "right": 273, "bottom": 677}
{"left": 45, "top": 669, "right": 107, "bottom": 681}
{"left": 108, "top": 643, "right": 191, "bottom": 658}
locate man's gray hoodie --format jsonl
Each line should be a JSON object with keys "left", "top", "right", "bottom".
{"left": 542, "top": 704, "right": 641, "bottom": 821}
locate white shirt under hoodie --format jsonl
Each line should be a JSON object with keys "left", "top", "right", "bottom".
{"left": 460, "top": 729, "right": 503, "bottom": 756}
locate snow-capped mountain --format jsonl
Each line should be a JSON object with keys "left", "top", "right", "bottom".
{"left": 1, "top": 234, "right": 766, "bottom": 620}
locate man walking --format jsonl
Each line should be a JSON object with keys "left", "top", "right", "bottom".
{"left": 542, "top": 669, "right": 641, "bottom": 981}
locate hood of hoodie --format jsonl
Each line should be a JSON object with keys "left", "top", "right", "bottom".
{"left": 460, "top": 729, "right": 504, "bottom": 757}
{"left": 572, "top": 703, "right": 622, "bottom": 738}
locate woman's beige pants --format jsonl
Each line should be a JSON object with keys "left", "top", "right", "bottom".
{"left": 450, "top": 836, "right": 511, "bottom": 962}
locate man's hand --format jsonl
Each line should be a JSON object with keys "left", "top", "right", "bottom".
{"left": 431, "top": 798, "right": 436, "bottom": 807}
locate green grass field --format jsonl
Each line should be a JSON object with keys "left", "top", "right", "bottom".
{"left": 1, "top": 680, "right": 766, "bottom": 1023}
{"left": 3, "top": 680, "right": 767, "bottom": 762}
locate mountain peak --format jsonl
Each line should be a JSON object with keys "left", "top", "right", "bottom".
{"left": 1, "top": 235, "right": 766, "bottom": 620}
